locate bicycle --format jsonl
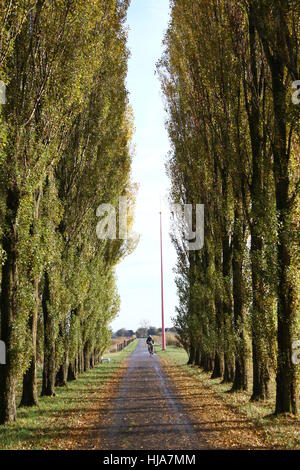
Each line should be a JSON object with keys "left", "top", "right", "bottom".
{"left": 148, "top": 343, "right": 154, "bottom": 356}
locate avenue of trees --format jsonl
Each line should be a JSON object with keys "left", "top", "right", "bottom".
{"left": 0, "top": 0, "right": 134, "bottom": 424}
{"left": 159, "top": 0, "right": 299, "bottom": 415}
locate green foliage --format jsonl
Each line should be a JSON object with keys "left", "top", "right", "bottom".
{"left": 160, "top": 0, "right": 299, "bottom": 412}
{"left": 0, "top": 0, "right": 136, "bottom": 423}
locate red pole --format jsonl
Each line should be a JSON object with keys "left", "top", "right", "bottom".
{"left": 160, "top": 210, "right": 166, "bottom": 351}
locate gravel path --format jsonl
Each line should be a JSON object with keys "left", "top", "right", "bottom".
{"left": 99, "top": 339, "right": 208, "bottom": 450}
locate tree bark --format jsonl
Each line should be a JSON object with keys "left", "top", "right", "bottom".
{"left": 67, "top": 360, "right": 77, "bottom": 381}
{"left": 252, "top": 5, "right": 298, "bottom": 412}
{"left": 90, "top": 353, "right": 94, "bottom": 369}
{"left": 55, "top": 359, "right": 67, "bottom": 387}
{"left": 247, "top": 8, "right": 270, "bottom": 400}
{"left": 203, "top": 354, "right": 214, "bottom": 372}
{"left": 250, "top": 230, "right": 270, "bottom": 400}
{"left": 221, "top": 168, "right": 234, "bottom": 384}
{"left": 0, "top": 188, "right": 19, "bottom": 424}
{"left": 211, "top": 351, "right": 223, "bottom": 378}
{"left": 194, "top": 346, "right": 201, "bottom": 367}
{"left": 270, "top": 54, "right": 297, "bottom": 416}
{"left": 187, "top": 341, "right": 196, "bottom": 365}
{"left": 211, "top": 247, "right": 224, "bottom": 379}
{"left": 77, "top": 351, "right": 82, "bottom": 374}
{"left": 231, "top": 202, "right": 248, "bottom": 391}
{"left": 80, "top": 348, "right": 84, "bottom": 373}
{"left": 74, "top": 354, "right": 78, "bottom": 375}
{"left": 84, "top": 344, "right": 90, "bottom": 372}
{"left": 223, "top": 356, "right": 235, "bottom": 383}
{"left": 20, "top": 277, "right": 39, "bottom": 406}
{"left": 20, "top": 186, "right": 42, "bottom": 407}
{"left": 41, "top": 271, "right": 56, "bottom": 397}
{"left": 55, "top": 323, "right": 68, "bottom": 387}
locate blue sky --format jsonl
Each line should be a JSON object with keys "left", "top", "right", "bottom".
{"left": 112, "top": 0, "right": 177, "bottom": 332}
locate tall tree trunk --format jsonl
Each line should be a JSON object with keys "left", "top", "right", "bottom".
{"left": 231, "top": 202, "right": 248, "bottom": 391}
{"left": 221, "top": 168, "right": 234, "bottom": 384}
{"left": 223, "top": 358, "right": 235, "bottom": 383}
{"left": 80, "top": 348, "right": 84, "bottom": 373}
{"left": 41, "top": 271, "right": 56, "bottom": 397}
{"left": 188, "top": 341, "right": 196, "bottom": 365}
{"left": 19, "top": 280, "right": 39, "bottom": 406}
{"left": 74, "top": 354, "right": 78, "bottom": 376}
{"left": 247, "top": 8, "right": 270, "bottom": 400}
{"left": 0, "top": 188, "right": 19, "bottom": 424}
{"left": 270, "top": 58, "right": 297, "bottom": 416}
{"left": 20, "top": 186, "right": 42, "bottom": 407}
{"left": 90, "top": 352, "right": 95, "bottom": 369}
{"left": 77, "top": 351, "right": 82, "bottom": 374}
{"left": 55, "top": 322, "right": 68, "bottom": 387}
{"left": 203, "top": 353, "right": 214, "bottom": 372}
{"left": 252, "top": 0, "right": 298, "bottom": 416}
{"left": 67, "top": 360, "right": 77, "bottom": 381}
{"left": 275, "top": 233, "right": 297, "bottom": 414}
{"left": 211, "top": 351, "right": 223, "bottom": 378}
{"left": 83, "top": 343, "right": 90, "bottom": 372}
{"left": 250, "top": 230, "right": 270, "bottom": 400}
{"left": 211, "top": 247, "right": 224, "bottom": 379}
{"left": 211, "top": 299, "right": 224, "bottom": 379}
{"left": 187, "top": 249, "right": 198, "bottom": 367}
{"left": 55, "top": 356, "right": 67, "bottom": 387}
{"left": 194, "top": 346, "right": 201, "bottom": 366}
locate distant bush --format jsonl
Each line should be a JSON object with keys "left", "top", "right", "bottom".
{"left": 152, "top": 335, "right": 161, "bottom": 345}
{"left": 148, "top": 326, "right": 159, "bottom": 336}
{"left": 114, "top": 329, "right": 135, "bottom": 338}
{"left": 136, "top": 327, "right": 148, "bottom": 338}
{"left": 166, "top": 333, "right": 181, "bottom": 347}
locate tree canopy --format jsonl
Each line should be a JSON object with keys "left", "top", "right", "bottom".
{"left": 0, "top": 0, "right": 135, "bottom": 424}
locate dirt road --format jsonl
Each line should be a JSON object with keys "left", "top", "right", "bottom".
{"left": 97, "top": 340, "right": 207, "bottom": 450}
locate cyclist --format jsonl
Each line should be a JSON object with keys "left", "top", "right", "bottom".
{"left": 146, "top": 335, "right": 154, "bottom": 355}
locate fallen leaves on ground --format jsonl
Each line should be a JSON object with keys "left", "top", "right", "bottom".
{"left": 160, "top": 358, "right": 272, "bottom": 450}
{"left": 58, "top": 363, "right": 128, "bottom": 450}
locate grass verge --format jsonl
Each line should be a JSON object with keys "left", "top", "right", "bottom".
{"left": 157, "top": 346, "right": 299, "bottom": 449}
{"left": 0, "top": 339, "right": 138, "bottom": 450}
